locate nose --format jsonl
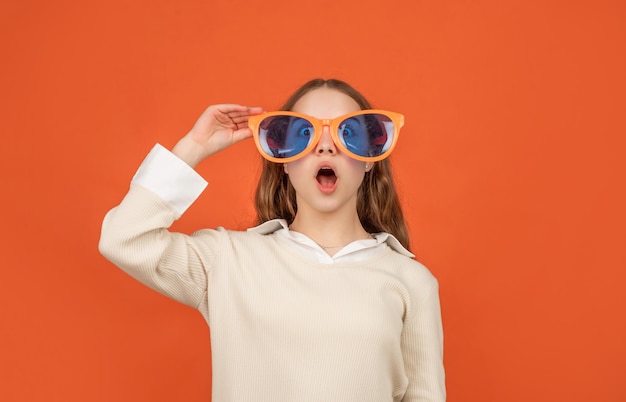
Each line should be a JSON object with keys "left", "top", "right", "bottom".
{"left": 316, "top": 125, "right": 336, "bottom": 155}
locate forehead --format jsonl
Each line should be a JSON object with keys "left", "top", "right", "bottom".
{"left": 291, "top": 87, "right": 361, "bottom": 119}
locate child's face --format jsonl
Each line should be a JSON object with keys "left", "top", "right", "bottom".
{"left": 285, "top": 87, "right": 372, "bottom": 216}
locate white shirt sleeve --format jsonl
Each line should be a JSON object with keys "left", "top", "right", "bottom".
{"left": 131, "top": 143, "right": 208, "bottom": 216}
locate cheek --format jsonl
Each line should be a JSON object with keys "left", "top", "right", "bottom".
{"left": 283, "top": 160, "right": 309, "bottom": 186}
{"left": 344, "top": 160, "right": 367, "bottom": 184}
{"left": 284, "top": 160, "right": 302, "bottom": 176}
{"left": 348, "top": 158, "right": 367, "bottom": 174}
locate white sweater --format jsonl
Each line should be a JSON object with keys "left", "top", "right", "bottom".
{"left": 99, "top": 148, "right": 446, "bottom": 402}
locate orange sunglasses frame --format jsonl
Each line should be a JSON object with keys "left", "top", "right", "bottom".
{"left": 248, "top": 109, "right": 405, "bottom": 163}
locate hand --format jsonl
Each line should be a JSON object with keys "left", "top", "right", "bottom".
{"left": 172, "top": 104, "right": 264, "bottom": 167}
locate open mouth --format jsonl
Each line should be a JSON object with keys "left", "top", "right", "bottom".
{"left": 316, "top": 167, "right": 337, "bottom": 186}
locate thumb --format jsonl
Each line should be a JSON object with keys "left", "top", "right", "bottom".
{"left": 231, "top": 127, "right": 253, "bottom": 144}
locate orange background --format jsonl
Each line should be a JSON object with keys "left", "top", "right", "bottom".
{"left": 1, "top": 0, "right": 625, "bottom": 401}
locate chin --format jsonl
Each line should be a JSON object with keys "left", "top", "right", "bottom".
{"left": 310, "top": 197, "right": 356, "bottom": 215}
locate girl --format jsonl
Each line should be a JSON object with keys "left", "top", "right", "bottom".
{"left": 99, "top": 78, "right": 446, "bottom": 401}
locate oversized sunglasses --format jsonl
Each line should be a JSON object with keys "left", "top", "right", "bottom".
{"left": 248, "top": 110, "right": 404, "bottom": 163}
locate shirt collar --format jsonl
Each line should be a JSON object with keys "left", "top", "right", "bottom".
{"left": 247, "top": 218, "right": 414, "bottom": 258}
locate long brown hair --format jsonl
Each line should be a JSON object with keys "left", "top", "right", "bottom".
{"left": 254, "top": 78, "right": 410, "bottom": 250}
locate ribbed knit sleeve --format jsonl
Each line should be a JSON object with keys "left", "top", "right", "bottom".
{"left": 401, "top": 278, "right": 446, "bottom": 401}
{"left": 98, "top": 184, "right": 214, "bottom": 309}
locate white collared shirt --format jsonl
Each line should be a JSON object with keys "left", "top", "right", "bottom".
{"left": 133, "top": 144, "right": 414, "bottom": 264}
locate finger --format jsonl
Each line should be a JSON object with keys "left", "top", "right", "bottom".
{"left": 213, "top": 104, "right": 249, "bottom": 114}
{"left": 224, "top": 106, "right": 265, "bottom": 121}
{"left": 231, "top": 127, "right": 253, "bottom": 143}
{"left": 230, "top": 114, "right": 255, "bottom": 125}
{"left": 223, "top": 108, "right": 266, "bottom": 128}
{"left": 214, "top": 110, "right": 251, "bottom": 127}
{"left": 213, "top": 104, "right": 264, "bottom": 119}
{"left": 247, "top": 106, "right": 265, "bottom": 115}
{"left": 214, "top": 112, "right": 239, "bottom": 126}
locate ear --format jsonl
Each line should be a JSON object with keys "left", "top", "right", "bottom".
{"left": 283, "top": 163, "right": 289, "bottom": 174}
{"left": 365, "top": 162, "right": 374, "bottom": 172}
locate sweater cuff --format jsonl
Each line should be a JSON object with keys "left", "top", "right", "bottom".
{"left": 131, "top": 143, "right": 208, "bottom": 216}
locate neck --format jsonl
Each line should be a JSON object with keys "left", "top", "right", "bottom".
{"left": 289, "top": 211, "right": 371, "bottom": 255}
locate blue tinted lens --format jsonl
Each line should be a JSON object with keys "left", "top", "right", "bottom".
{"left": 259, "top": 116, "right": 314, "bottom": 159}
{"left": 338, "top": 114, "right": 392, "bottom": 158}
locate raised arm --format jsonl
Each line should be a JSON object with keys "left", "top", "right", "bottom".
{"left": 98, "top": 104, "right": 263, "bottom": 307}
